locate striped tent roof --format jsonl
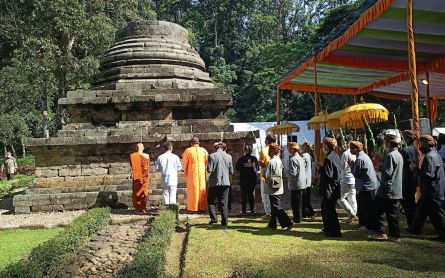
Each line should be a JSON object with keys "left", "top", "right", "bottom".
{"left": 278, "top": 0, "right": 445, "bottom": 98}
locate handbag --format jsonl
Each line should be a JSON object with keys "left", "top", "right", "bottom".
{"left": 266, "top": 175, "right": 282, "bottom": 189}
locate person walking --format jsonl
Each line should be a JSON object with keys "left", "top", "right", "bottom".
{"left": 337, "top": 135, "right": 358, "bottom": 223}
{"left": 155, "top": 141, "right": 182, "bottom": 206}
{"left": 265, "top": 143, "right": 293, "bottom": 231}
{"left": 319, "top": 137, "right": 342, "bottom": 237}
{"left": 129, "top": 143, "right": 150, "bottom": 213}
{"left": 2, "top": 152, "right": 17, "bottom": 181}
{"left": 182, "top": 136, "right": 209, "bottom": 212}
{"left": 301, "top": 142, "right": 315, "bottom": 220}
{"left": 400, "top": 130, "right": 418, "bottom": 228}
{"left": 235, "top": 144, "right": 259, "bottom": 214}
{"left": 206, "top": 142, "right": 233, "bottom": 227}
{"left": 287, "top": 142, "right": 306, "bottom": 224}
{"left": 408, "top": 135, "right": 445, "bottom": 241}
{"left": 259, "top": 135, "right": 276, "bottom": 219}
{"left": 369, "top": 133, "right": 403, "bottom": 243}
{"left": 349, "top": 141, "right": 379, "bottom": 231}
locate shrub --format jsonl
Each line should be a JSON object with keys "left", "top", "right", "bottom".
{"left": 0, "top": 208, "right": 111, "bottom": 278}
{"left": 17, "top": 156, "right": 35, "bottom": 167}
{"left": 124, "top": 205, "right": 178, "bottom": 278}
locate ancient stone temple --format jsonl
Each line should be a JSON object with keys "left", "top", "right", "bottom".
{"left": 13, "top": 21, "right": 256, "bottom": 213}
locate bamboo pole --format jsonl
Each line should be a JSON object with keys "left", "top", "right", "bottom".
{"left": 425, "top": 71, "right": 432, "bottom": 133}
{"left": 314, "top": 61, "right": 321, "bottom": 164}
{"left": 406, "top": 0, "right": 421, "bottom": 166}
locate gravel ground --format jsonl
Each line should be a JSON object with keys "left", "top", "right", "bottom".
{"left": 0, "top": 209, "right": 85, "bottom": 229}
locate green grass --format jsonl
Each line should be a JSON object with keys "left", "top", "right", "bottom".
{"left": 0, "top": 228, "right": 63, "bottom": 272}
{"left": 0, "top": 175, "right": 35, "bottom": 196}
{"left": 184, "top": 214, "right": 445, "bottom": 278}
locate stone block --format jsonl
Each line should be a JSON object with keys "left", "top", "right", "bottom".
{"left": 31, "top": 205, "right": 53, "bottom": 212}
{"left": 35, "top": 168, "right": 59, "bottom": 178}
{"left": 14, "top": 206, "right": 31, "bottom": 214}
{"left": 59, "top": 165, "right": 82, "bottom": 176}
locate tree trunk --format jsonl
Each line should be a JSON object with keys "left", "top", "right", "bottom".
{"left": 21, "top": 138, "right": 26, "bottom": 157}
{"left": 41, "top": 76, "right": 49, "bottom": 138}
{"left": 10, "top": 144, "right": 16, "bottom": 158}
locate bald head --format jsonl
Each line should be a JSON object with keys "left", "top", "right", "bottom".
{"left": 191, "top": 136, "right": 200, "bottom": 145}
{"left": 136, "top": 143, "right": 145, "bottom": 152}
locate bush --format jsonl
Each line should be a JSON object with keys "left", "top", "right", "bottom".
{"left": 124, "top": 206, "right": 178, "bottom": 278}
{"left": 0, "top": 175, "right": 35, "bottom": 197}
{"left": 17, "top": 156, "right": 35, "bottom": 167}
{"left": 0, "top": 208, "right": 111, "bottom": 278}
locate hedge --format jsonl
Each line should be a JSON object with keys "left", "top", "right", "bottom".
{"left": 124, "top": 205, "right": 178, "bottom": 278}
{"left": 0, "top": 207, "right": 111, "bottom": 278}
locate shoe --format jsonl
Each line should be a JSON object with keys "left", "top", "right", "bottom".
{"left": 240, "top": 211, "right": 246, "bottom": 214}
{"left": 306, "top": 214, "right": 316, "bottom": 222}
{"left": 292, "top": 219, "right": 301, "bottom": 224}
{"left": 262, "top": 214, "right": 271, "bottom": 220}
{"left": 267, "top": 226, "right": 277, "bottom": 231}
{"left": 388, "top": 236, "right": 401, "bottom": 243}
{"left": 285, "top": 223, "right": 295, "bottom": 231}
{"left": 369, "top": 233, "right": 388, "bottom": 241}
{"left": 343, "top": 216, "right": 358, "bottom": 224}
{"left": 208, "top": 221, "right": 217, "bottom": 225}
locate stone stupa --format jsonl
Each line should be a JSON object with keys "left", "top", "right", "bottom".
{"left": 13, "top": 21, "right": 256, "bottom": 213}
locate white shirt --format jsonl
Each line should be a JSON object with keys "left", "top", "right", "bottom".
{"left": 155, "top": 151, "right": 183, "bottom": 187}
{"left": 341, "top": 149, "right": 356, "bottom": 185}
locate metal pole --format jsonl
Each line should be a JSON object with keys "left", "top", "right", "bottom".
{"left": 406, "top": 0, "right": 421, "bottom": 166}
{"left": 425, "top": 71, "right": 432, "bottom": 133}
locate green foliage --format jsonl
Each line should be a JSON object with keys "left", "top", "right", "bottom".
{"left": 0, "top": 208, "right": 111, "bottom": 278}
{"left": 124, "top": 206, "right": 178, "bottom": 278}
{"left": 17, "top": 156, "right": 35, "bottom": 167}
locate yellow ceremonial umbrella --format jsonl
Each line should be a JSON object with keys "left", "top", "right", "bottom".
{"left": 307, "top": 112, "right": 328, "bottom": 130}
{"left": 326, "top": 109, "right": 344, "bottom": 130}
{"left": 339, "top": 103, "right": 389, "bottom": 129}
{"left": 266, "top": 122, "right": 300, "bottom": 135}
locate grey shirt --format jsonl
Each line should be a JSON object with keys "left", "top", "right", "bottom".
{"left": 340, "top": 149, "right": 355, "bottom": 185}
{"left": 287, "top": 153, "right": 306, "bottom": 191}
{"left": 377, "top": 147, "right": 403, "bottom": 199}
{"left": 206, "top": 149, "right": 233, "bottom": 187}
{"left": 301, "top": 152, "right": 312, "bottom": 188}
{"left": 264, "top": 155, "right": 284, "bottom": 195}
{"left": 351, "top": 151, "right": 379, "bottom": 192}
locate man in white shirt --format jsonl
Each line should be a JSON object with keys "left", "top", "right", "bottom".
{"left": 337, "top": 135, "right": 358, "bottom": 223}
{"left": 155, "top": 141, "right": 183, "bottom": 205}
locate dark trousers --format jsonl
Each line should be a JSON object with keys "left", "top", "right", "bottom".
{"left": 268, "top": 194, "right": 292, "bottom": 229}
{"left": 302, "top": 187, "right": 315, "bottom": 217}
{"left": 321, "top": 197, "right": 341, "bottom": 236}
{"left": 6, "top": 173, "right": 14, "bottom": 180}
{"left": 291, "top": 189, "right": 303, "bottom": 223}
{"left": 240, "top": 183, "right": 256, "bottom": 213}
{"left": 411, "top": 196, "right": 445, "bottom": 238}
{"left": 402, "top": 185, "right": 417, "bottom": 228}
{"left": 208, "top": 186, "right": 230, "bottom": 226}
{"left": 357, "top": 189, "right": 376, "bottom": 229}
{"left": 373, "top": 197, "right": 400, "bottom": 238}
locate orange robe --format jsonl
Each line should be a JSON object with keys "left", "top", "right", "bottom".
{"left": 130, "top": 152, "right": 149, "bottom": 211}
{"left": 182, "top": 144, "right": 208, "bottom": 211}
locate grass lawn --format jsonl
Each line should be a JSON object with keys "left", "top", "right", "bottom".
{"left": 184, "top": 214, "right": 445, "bottom": 278}
{"left": 0, "top": 228, "right": 63, "bottom": 271}
{"left": 0, "top": 175, "right": 35, "bottom": 196}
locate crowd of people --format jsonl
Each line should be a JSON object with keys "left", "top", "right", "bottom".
{"left": 129, "top": 131, "right": 445, "bottom": 242}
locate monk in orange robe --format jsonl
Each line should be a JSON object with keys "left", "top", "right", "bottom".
{"left": 130, "top": 143, "right": 150, "bottom": 213}
{"left": 182, "top": 137, "right": 209, "bottom": 212}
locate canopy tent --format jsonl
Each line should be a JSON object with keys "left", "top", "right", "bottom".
{"left": 276, "top": 0, "right": 445, "bottom": 162}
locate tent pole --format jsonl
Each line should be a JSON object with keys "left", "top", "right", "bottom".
{"left": 314, "top": 61, "right": 321, "bottom": 165}
{"left": 406, "top": 0, "right": 421, "bottom": 166}
{"left": 276, "top": 88, "right": 281, "bottom": 126}
{"left": 425, "top": 71, "right": 432, "bottom": 133}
